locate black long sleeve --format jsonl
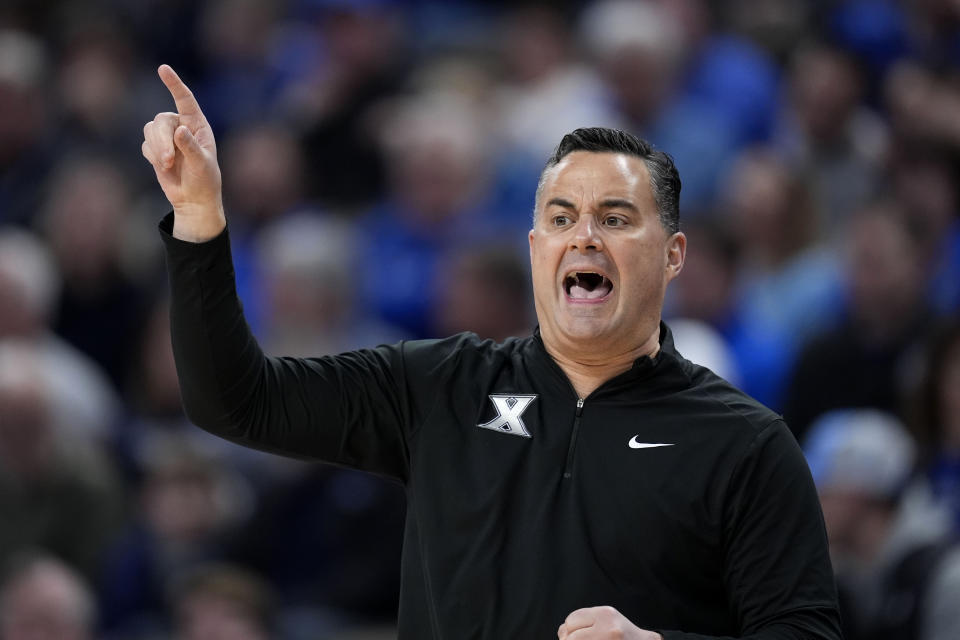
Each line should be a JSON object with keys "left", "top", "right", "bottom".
{"left": 161, "top": 213, "right": 414, "bottom": 479}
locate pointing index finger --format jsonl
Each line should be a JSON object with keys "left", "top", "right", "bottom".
{"left": 158, "top": 64, "right": 202, "bottom": 119}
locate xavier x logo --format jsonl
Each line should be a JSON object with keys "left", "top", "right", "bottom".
{"left": 477, "top": 394, "right": 537, "bottom": 438}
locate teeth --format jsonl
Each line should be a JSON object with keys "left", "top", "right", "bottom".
{"left": 563, "top": 271, "right": 612, "bottom": 296}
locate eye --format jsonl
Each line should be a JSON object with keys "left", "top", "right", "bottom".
{"left": 552, "top": 215, "right": 572, "bottom": 227}
{"left": 603, "top": 215, "right": 626, "bottom": 227}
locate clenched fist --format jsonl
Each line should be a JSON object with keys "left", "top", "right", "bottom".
{"left": 141, "top": 64, "right": 225, "bottom": 242}
{"left": 558, "top": 606, "right": 663, "bottom": 640}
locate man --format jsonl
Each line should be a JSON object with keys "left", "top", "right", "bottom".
{"left": 142, "top": 65, "right": 841, "bottom": 639}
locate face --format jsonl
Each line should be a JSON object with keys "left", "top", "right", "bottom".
{"left": 529, "top": 151, "right": 685, "bottom": 359}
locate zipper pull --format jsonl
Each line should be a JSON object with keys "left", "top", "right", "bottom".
{"left": 576, "top": 397, "right": 584, "bottom": 416}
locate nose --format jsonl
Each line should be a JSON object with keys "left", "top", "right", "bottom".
{"left": 570, "top": 214, "right": 603, "bottom": 253}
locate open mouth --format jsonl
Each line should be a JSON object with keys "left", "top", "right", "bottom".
{"left": 564, "top": 271, "right": 613, "bottom": 300}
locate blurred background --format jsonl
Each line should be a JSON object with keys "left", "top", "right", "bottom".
{"left": 0, "top": 0, "right": 959, "bottom": 638}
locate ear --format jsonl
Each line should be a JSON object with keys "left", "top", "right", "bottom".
{"left": 664, "top": 231, "right": 686, "bottom": 282}
{"left": 528, "top": 228, "right": 536, "bottom": 262}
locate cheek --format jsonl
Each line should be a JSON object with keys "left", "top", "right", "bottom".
{"left": 530, "top": 239, "right": 560, "bottom": 283}
{"left": 620, "top": 245, "right": 667, "bottom": 292}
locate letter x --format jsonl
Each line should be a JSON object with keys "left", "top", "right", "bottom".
{"left": 477, "top": 394, "right": 537, "bottom": 438}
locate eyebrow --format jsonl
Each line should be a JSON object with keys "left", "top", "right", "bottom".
{"left": 545, "top": 197, "right": 640, "bottom": 213}
{"left": 599, "top": 198, "right": 639, "bottom": 213}
{"left": 546, "top": 197, "right": 576, "bottom": 209}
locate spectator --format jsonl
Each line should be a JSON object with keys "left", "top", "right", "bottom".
{"left": 581, "top": 0, "right": 778, "bottom": 209}
{"left": 804, "top": 409, "right": 960, "bottom": 640}
{"left": 0, "top": 229, "right": 119, "bottom": 442}
{"left": 256, "top": 213, "right": 405, "bottom": 356}
{"left": 885, "top": 60, "right": 960, "bottom": 150}
{"left": 193, "top": 0, "right": 286, "bottom": 135}
{"left": 773, "top": 42, "right": 889, "bottom": 230}
{"left": 433, "top": 245, "right": 533, "bottom": 343}
{"left": 171, "top": 564, "right": 274, "bottom": 640}
{"left": 0, "top": 551, "right": 97, "bottom": 640}
{"left": 289, "top": 1, "right": 408, "bottom": 211}
{"left": 494, "top": 5, "right": 616, "bottom": 163}
{"left": 219, "top": 123, "right": 311, "bottom": 337}
{"left": 889, "top": 149, "right": 960, "bottom": 313}
{"left": 0, "top": 339, "right": 124, "bottom": 582}
{"left": 98, "top": 434, "right": 250, "bottom": 637}
{"left": 53, "top": 23, "right": 143, "bottom": 159}
{"left": 723, "top": 148, "right": 842, "bottom": 407}
{"left": 359, "top": 92, "right": 515, "bottom": 337}
{"left": 40, "top": 155, "right": 149, "bottom": 392}
{"left": 230, "top": 464, "right": 405, "bottom": 638}
{"left": 0, "top": 29, "right": 54, "bottom": 227}
{"left": 784, "top": 203, "right": 931, "bottom": 440}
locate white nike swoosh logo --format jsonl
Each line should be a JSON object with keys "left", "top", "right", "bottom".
{"left": 628, "top": 436, "right": 675, "bottom": 449}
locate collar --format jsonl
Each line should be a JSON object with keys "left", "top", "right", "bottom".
{"left": 530, "top": 321, "right": 686, "bottom": 398}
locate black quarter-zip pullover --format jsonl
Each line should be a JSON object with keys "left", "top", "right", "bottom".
{"left": 160, "top": 214, "right": 841, "bottom": 639}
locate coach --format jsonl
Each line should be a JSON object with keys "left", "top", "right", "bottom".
{"left": 142, "top": 65, "right": 842, "bottom": 639}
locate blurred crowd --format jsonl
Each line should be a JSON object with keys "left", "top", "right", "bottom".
{"left": 0, "top": 0, "right": 959, "bottom": 638}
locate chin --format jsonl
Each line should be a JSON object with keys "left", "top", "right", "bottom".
{"left": 556, "top": 316, "right": 617, "bottom": 343}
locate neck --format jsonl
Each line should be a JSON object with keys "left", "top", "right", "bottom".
{"left": 543, "top": 325, "right": 661, "bottom": 398}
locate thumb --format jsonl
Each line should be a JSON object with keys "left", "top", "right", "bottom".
{"left": 173, "top": 125, "right": 205, "bottom": 163}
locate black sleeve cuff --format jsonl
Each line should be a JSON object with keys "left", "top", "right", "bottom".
{"left": 157, "top": 211, "right": 233, "bottom": 274}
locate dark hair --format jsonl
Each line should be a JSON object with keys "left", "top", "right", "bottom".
{"left": 536, "top": 127, "right": 681, "bottom": 234}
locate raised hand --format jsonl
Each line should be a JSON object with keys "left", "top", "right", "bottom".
{"left": 142, "top": 64, "right": 225, "bottom": 242}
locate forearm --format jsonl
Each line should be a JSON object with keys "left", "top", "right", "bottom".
{"left": 162, "top": 212, "right": 275, "bottom": 443}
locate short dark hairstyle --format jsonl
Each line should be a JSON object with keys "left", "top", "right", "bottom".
{"left": 535, "top": 127, "right": 681, "bottom": 234}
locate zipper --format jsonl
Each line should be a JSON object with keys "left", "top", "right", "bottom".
{"left": 562, "top": 397, "right": 585, "bottom": 479}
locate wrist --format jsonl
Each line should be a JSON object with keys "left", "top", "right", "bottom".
{"left": 172, "top": 202, "right": 226, "bottom": 243}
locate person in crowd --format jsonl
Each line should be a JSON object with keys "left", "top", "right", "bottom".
{"left": 0, "top": 339, "right": 123, "bottom": 583}
{"left": 40, "top": 155, "right": 149, "bottom": 392}
{"left": 98, "top": 434, "right": 248, "bottom": 637}
{"left": 171, "top": 564, "right": 274, "bottom": 640}
{"left": 784, "top": 203, "right": 932, "bottom": 440}
{"left": 721, "top": 147, "right": 842, "bottom": 408}
{"left": 581, "top": 0, "right": 778, "bottom": 209}
{"left": 0, "top": 228, "right": 119, "bottom": 441}
{"left": 772, "top": 43, "right": 888, "bottom": 230}
{"left": 804, "top": 409, "right": 960, "bottom": 640}
{"left": 889, "top": 150, "right": 960, "bottom": 314}
{"left": 358, "top": 91, "right": 519, "bottom": 337}
{"left": 432, "top": 245, "right": 533, "bottom": 343}
{"left": 255, "top": 212, "right": 405, "bottom": 356}
{"left": 494, "top": 4, "right": 616, "bottom": 163}
{"left": 0, "top": 29, "right": 54, "bottom": 227}
{"left": 291, "top": 0, "right": 408, "bottom": 211}
{"left": 0, "top": 551, "right": 98, "bottom": 640}
{"left": 218, "top": 123, "right": 312, "bottom": 336}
